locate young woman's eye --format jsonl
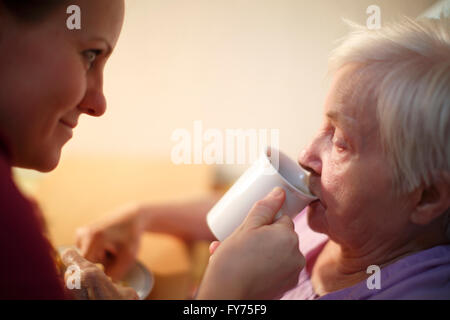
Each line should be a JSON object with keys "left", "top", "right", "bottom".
{"left": 83, "top": 50, "right": 102, "bottom": 69}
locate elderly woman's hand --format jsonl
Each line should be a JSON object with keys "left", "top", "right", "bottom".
{"left": 75, "top": 203, "right": 143, "bottom": 282}
{"left": 61, "top": 248, "right": 139, "bottom": 300}
{"left": 196, "top": 187, "right": 305, "bottom": 300}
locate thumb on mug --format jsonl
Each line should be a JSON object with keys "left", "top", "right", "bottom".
{"left": 209, "top": 241, "right": 221, "bottom": 256}
{"left": 243, "top": 187, "right": 286, "bottom": 229}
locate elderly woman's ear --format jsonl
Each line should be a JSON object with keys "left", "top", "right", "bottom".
{"left": 410, "top": 172, "right": 450, "bottom": 226}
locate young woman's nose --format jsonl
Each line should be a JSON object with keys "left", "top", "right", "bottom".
{"left": 298, "top": 138, "right": 322, "bottom": 175}
{"left": 77, "top": 75, "right": 106, "bottom": 117}
{"left": 78, "top": 90, "right": 106, "bottom": 117}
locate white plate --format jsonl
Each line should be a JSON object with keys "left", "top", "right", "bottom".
{"left": 57, "top": 246, "right": 154, "bottom": 300}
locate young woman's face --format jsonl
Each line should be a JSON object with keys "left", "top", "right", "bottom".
{"left": 0, "top": 0, "right": 124, "bottom": 171}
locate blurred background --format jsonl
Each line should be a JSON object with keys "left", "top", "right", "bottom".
{"left": 14, "top": 0, "right": 445, "bottom": 299}
{"left": 72, "top": 0, "right": 435, "bottom": 161}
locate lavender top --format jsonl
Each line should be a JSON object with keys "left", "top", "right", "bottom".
{"left": 281, "top": 211, "right": 450, "bottom": 300}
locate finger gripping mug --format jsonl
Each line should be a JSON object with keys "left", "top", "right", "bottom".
{"left": 206, "top": 147, "right": 318, "bottom": 241}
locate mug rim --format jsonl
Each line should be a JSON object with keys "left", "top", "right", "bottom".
{"left": 263, "top": 146, "right": 317, "bottom": 199}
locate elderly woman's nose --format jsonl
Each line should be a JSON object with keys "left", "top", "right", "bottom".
{"left": 78, "top": 88, "right": 107, "bottom": 117}
{"left": 298, "top": 144, "right": 322, "bottom": 175}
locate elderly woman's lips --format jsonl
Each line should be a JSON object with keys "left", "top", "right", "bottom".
{"left": 309, "top": 198, "right": 326, "bottom": 209}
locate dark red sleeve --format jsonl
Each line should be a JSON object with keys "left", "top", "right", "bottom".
{"left": 0, "top": 152, "right": 66, "bottom": 299}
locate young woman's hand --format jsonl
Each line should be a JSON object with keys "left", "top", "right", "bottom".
{"left": 76, "top": 195, "right": 219, "bottom": 281}
{"left": 196, "top": 187, "right": 305, "bottom": 300}
{"left": 61, "top": 248, "right": 139, "bottom": 300}
{"left": 75, "top": 203, "right": 143, "bottom": 282}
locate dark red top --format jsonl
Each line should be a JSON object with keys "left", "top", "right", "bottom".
{"left": 0, "top": 135, "right": 66, "bottom": 299}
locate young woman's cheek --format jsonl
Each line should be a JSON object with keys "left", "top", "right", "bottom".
{"left": 48, "top": 53, "right": 88, "bottom": 115}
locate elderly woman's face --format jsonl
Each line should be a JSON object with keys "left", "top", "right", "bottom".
{"left": 0, "top": 0, "right": 124, "bottom": 171}
{"left": 299, "top": 65, "right": 414, "bottom": 250}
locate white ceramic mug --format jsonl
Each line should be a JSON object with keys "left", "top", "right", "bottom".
{"left": 207, "top": 147, "right": 317, "bottom": 241}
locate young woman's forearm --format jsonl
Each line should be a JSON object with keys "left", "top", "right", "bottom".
{"left": 137, "top": 194, "right": 221, "bottom": 241}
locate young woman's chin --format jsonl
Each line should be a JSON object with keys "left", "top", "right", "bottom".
{"left": 36, "top": 157, "right": 60, "bottom": 172}
{"left": 38, "top": 147, "right": 63, "bottom": 172}
{"left": 14, "top": 145, "right": 62, "bottom": 173}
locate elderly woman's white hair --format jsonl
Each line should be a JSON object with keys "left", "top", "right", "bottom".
{"left": 328, "top": 17, "right": 450, "bottom": 236}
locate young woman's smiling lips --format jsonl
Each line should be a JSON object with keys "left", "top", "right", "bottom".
{"left": 59, "top": 118, "right": 78, "bottom": 138}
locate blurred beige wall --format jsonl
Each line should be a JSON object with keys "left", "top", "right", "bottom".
{"left": 63, "top": 0, "right": 435, "bottom": 174}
